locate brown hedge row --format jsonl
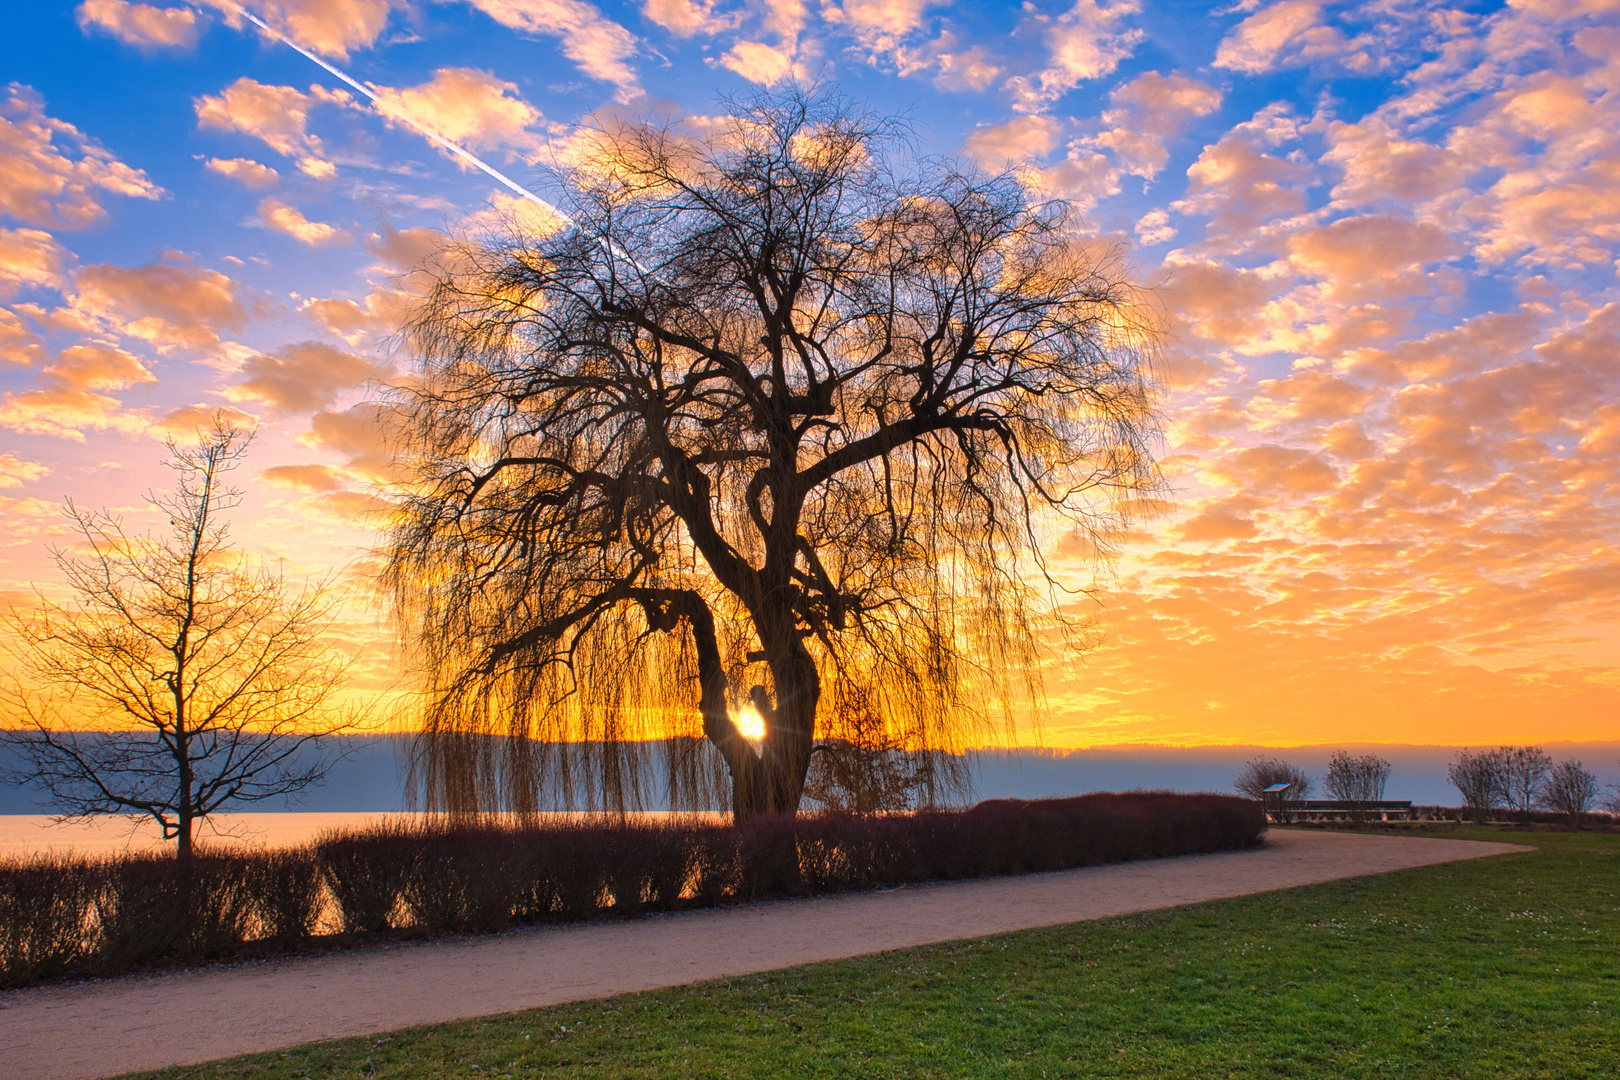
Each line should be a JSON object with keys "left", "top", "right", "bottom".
{"left": 0, "top": 792, "right": 1264, "bottom": 988}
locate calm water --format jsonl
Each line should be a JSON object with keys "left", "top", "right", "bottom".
{"left": 0, "top": 813, "right": 426, "bottom": 859}
{"left": 0, "top": 811, "right": 730, "bottom": 860}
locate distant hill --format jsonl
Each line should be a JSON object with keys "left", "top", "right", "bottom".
{"left": 4, "top": 737, "right": 1617, "bottom": 814}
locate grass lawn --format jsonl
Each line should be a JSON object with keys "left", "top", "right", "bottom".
{"left": 126, "top": 826, "right": 1618, "bottom": 1079}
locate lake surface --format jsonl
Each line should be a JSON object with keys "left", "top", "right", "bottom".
{"left": 0, "top": 813, "right": 425, "bottom": 859}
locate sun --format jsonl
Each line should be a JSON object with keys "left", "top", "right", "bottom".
{"left": 733, "top": 703, "right": 766, "bottom": 742}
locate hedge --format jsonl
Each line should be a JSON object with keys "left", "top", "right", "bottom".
{"left": 0, "top": 792, "right": 1264, "bottom": 989}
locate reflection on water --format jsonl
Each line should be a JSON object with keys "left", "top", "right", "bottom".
{"left": 0, "top": 813, "right": 425, "bottom": 859}
{"left": 0, "top": 810, "right": 730, "bottom": 860}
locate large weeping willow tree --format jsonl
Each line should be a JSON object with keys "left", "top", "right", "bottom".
{"left": 385, "top": 88, "right": 1162, "bottom": 821}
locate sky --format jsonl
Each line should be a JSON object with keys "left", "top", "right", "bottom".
{"left": 1, "top": 0, "right": 1618, "bottom": 750}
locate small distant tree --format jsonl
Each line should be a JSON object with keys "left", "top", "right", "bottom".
{"left": 1324, "top": 751, "right": 1391, "bottom": 824}
{"left": 1499, "top": 745, "right": 1552, "bottom": 815}
{"left": 0, "top": 420, "right": 359, "bottom": 858}
{"left": 1232, "top": 757, "right": 1312, "bottom": 824}
{"left": 1448, "top": 747, "right": 1506, "bottom": 825}
{"left": 800, "top": 685, "right": 962, "bottom": 814}
{"left": 1537, "top": 759, "right": 1599, "bottom": 827}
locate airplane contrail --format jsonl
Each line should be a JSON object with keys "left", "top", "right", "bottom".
{"left": 211, "top": 1, "right": 571, "bottom": 222}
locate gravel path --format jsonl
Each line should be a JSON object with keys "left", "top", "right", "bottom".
{"left": 0, "top": 829, "right": 1529, "bottom": 1080}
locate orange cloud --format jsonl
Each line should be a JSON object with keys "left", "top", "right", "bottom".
{"left": 0, "top": 84, "right": 162, "bottom": 229}
{"left": 0, "top": 452, "right": 49, "bottom": 488}
{"left": 1173, "top": 129, "right": 1310, "bottom": 239}
{"left": 225, "top": 341, "right": 389, "bottom": 414}
{"left": 260, "top": 462, "right": 350, "bottom": 492}
{"left": 1093, "top": 71, "right": 1221, "bottom": 178}
{"left": 0, "top": 228, "right": 70, "bottom": 297}
{"left": 643, "top": 0, "right": 733, "bottom": 37}
{"left": 462, "top": 0, "right": 640, "bottom": 97}
{"left": 960, "top": 116, "right": 1059, "bottom": 166}
{"left": 1007, "top": 0, "right": 1144, "bottom": 114}
{"left": 43, "top": 342, "right": 156, "bottom": 390}
{"left": 0, "top": 387, "right": 144, "bottom": 441}
{"left": 206, "top": 157, "right": 280, "bottom": 188}
{"left": 259, "top": 198, "right": 351, "bottom": 246}
{"left": 0, "top": 307, "right": 45, "bottom": 366}
{"left": 194, "top": 78, "right": 328, "bottom": 170}
{"left": 76, "top": 1, "right": 199, "bottom": 50}
{"left": 1286, "top": 215, "right": 1457, "bottom": 302}
{"left": 150, "top": 402, "right": 260, "bottom": 440}
{"left": 372, "top": 68, "right": 546, "bottom": 158}
{"left": 72, "top": 261, "right": 246, "bottom": 350}
{"left": 205, "top": 0, "right": 400, "bottom": 60}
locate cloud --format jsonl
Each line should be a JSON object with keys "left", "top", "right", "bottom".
{"left": 0, "top": 452, "right": 49, "bottom": 488}
{"left": 42, "top": 342, "right": 156, "bottom": 390}
{"left": 0, "top": 83, "right": 162, "bottom": 229}
{"left": 0, "top": 228, "right": 70, "bottom": 297}
{"left": 642, "top": 0, "right": 733, "bottom": 37}
{"left": 0, "top": 307, "right": 45, "bottom": 366}
{"left": 72, "top": 261, "right": 246, "bottom": 349}
{"left": 372, "top": 68, "right": 546, "bottom": 157}
{"left": 1321, "top": 116, "right": 1469, "bottom": 206}
{"left": 1211, "top": 0, "right": 1363, "bottom": 74}
{"left": 1092, "top": 72, "right": 1221, "bottom": 178}
{"left": 1135, "top": 209, "right": 1174, "bottom": 245}
{"left": 0, "top": 387, "right": 144, "bottom": 441}
{"left": 150, "top": 402, "right": 261, "bottom": 440}
{"left": 259, "top": 462, "right": 349, "bottom": 491}
{"left": 194, "top": 78, "right": 324, "bottom": 162}
{"left": 76, "top": 1, "right": 199, "bottom": 50}
{"left": 225, "top": 341, "right": 389, "bottom": 414}
{"left": 1172, "top": 127, "right": 1311, "bottom": 239}
{"left": 207, "top": 0, "right": 400, "bottom": 60}
{"left": 1286, "top": 215, "right": 1457, "bottom": 302}
{"left": 302, "top": 401, "right": 405, "bottom": 479}
{"left": 259, "top": 198, "right": 351, "bottom": 246}
{"left": 1021, "top": 151, "right": 1121, "bottom": 210}
{"left": 960, "top": 116, "right": 1059, "bottom": 166}
{"left": 206, "top": 157, "right": 280, "bottom": 188}
{"left": 719, "top": 41, "right": 798, "bottom": 84}
{"left": 1007, "top": 1, "right": 1144, "bottom": 114}
{"left": 462, "top": 0, "right": 641, "bottom": 97}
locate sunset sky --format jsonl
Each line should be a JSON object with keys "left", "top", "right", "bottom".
{"left": 2, "top": 0, "right": 1618, "bottom": 749}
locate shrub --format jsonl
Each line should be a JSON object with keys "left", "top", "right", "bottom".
{"left": 0, "top": 793, "right": 1266, "bottom": 989}
{"left": 0, "top": 854, "right": 94, "bottom": 988}
{"left": 318, "top": 822, "right": 418, "bottom": 933}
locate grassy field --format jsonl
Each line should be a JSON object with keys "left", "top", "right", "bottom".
{"left": 126, "top": 826, "right": 1618, "bottom": 1080}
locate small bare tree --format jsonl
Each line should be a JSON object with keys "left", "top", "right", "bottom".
{"left": 386, "top": 88, "right": 1161, "bottom": 820}
{"left": 1324, "top": 751, "right": 1391, "bottom": 824}
{"left": 1448, "top": 747, "right": 1505, "bottom": 825}
{"left": 1537, "top": 759, "right": 1598, "bottom": 827}
{"left": 1, "top": 420, "right": 358, "bottom": 858}
{"left": 1232, "top": 757, "right": 1311, "bottom": 824}
{"left": 1499, "top": 745, "right": 1552, "bottom": 815}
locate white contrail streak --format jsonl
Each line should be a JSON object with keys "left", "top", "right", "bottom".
{"left": 212, "top": 1, "right": 571, "bottom": 222}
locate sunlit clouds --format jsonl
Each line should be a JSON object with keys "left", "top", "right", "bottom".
{"left": 3, "top": 1, "right": 1620, "bottom": 742}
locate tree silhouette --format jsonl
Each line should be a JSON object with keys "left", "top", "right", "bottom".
{"left": 387, "top": 89, "right": 1161, "bottom": 820}
{"left": 1, "top": 420, "right": 359, "bottom": 857}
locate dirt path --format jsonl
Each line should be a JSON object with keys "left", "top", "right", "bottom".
{"left": 0, "top": 829, "right": 1528, "bottom": 1080}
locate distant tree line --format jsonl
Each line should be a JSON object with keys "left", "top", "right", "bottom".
{"left": 1235, "top": 745, "right": 1616, "bottom": 827}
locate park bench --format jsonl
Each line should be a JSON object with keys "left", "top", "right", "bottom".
{"left": 1289, "top": 800, "right": 1414, "bottom": 822}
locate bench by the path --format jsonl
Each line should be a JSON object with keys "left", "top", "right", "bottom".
{"left": 0, "top": 829, "right": 1530, "bottom": 1080}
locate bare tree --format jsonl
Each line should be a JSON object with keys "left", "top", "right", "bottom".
{"left": 1, "top": 420, "right": 359, "bottom": 858}
{"left": 1448, "top": 747, "right": 1505, "bottom": 825}
{"left": 1324, "top": 751, "right": 1391, "bottom": 824}
{"left": 801, "top": 689, "right": 944, "bottom": 815}
{"left": 385, "top": 88, "right": 1161, "bottom": 821}
{"left": 1537, "top": 759, "right": 1599, "bottom": 826}
{"left": 1499, "top": 745, "right": 1552, "bottom": 815}
{"left": 1232, "top": 757, "right": 1311, "bottom": 824}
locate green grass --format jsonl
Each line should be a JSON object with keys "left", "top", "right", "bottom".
{"left": 127, "top": 826, "right": 1619, "bottom": 1079}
